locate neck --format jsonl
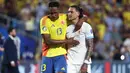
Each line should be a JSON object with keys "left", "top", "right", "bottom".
{"left": 9, "top": 35, "right": 15, "bottom": 40}
{"left": 72, "top": 17, "right": 79, "bottom": 24}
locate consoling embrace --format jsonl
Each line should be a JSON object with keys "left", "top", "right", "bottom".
{"left": 40, "top": 1, "right": 94, "bottom": 73}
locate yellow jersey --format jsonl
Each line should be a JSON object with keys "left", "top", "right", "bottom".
{"left": 40, "top": 13, "right": 67, "bottom": 57}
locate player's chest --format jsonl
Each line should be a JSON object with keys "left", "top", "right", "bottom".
{"left": 49, "top": 19, "right": 67, "bottom": 27}
{"left": 48, "top": 20, "right": 67, "bottom": 34}
{"left": 71, "top": 28, "right": 86, "bottom": 39}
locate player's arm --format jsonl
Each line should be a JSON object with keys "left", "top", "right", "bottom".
{"left": 85, "top": 38, "right": 93, "bottom": 60}
{"left": 80, "top": 24, "right": 94, "bottom": 73}
{"left": 84, "top": 23, "right": 94, "bottom": 61}
{"left": 42, "top": 34, "right": 78, "bottom": 45}
{"left": 65, "top": 27, "right": 76, "bottom": 49}
{"left": 40, "top": 17, "right": 79, "bottom": 46}
{"left": 74, "top": 15, "right": 88, "bottom": 31}
{"left": 81, "top": 39, "right": 93, "bottom": 73}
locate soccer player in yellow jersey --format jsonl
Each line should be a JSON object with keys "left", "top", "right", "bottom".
{"left": 40, "top": 1, "right": 79, "bottom": 73}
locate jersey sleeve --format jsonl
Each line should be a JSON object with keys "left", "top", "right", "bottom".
{"left": 84, "top": 23, "right": 94, "bottom": 39}
{"left": 40, "top": 16, "right": 50, "bottom": 34}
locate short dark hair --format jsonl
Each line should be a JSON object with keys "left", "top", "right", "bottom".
{"left": 70, "top": 5, "right": 83, "bottom": 18}
{"left": 49, "top": 1, "right": 60, "bottom": 8}
{"left": 8, "top": 27, "right": 15, "bottom": 34}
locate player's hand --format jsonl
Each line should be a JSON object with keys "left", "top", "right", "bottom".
{"left": 74, "top": 15, "right": 88, "bottom": 31}
{"left": 10, "top": 61, "right": 16, "bottom": 67}
{"left": 74, "top": 19, "right": 83, "bottom": 32}
{"left": 66, "top": 38, "right": 79, "bottom": 46}
{"left": 80, "top": 63, "right": 88, "bottom": 73}
{"left": 86, "top": 56, "right": 90, "bottom": 61}
{"left": 0, "top": 47, "right": 4, "bottom": 51}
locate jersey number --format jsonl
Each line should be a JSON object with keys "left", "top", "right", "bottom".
{"left": 41, "top": 64, "right": 46, "bottom": 72}
{"left": 57, "top": 28, "right": 62, "bottom": 35}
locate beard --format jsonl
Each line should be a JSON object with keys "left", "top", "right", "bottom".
{"left": 12, "top": 35, "right": 16, "bottom": 37}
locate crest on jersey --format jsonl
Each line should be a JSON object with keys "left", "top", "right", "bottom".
{"left": 61, "top": 20, "right": 65, "bottom": 25}
{"left": 90, "top": 29, "right": 93, "bottom": 33}
{"left": 42, "top": 26, "right": 47, "bottom": 31}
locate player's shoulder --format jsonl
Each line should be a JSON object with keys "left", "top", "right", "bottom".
{"left": 68, "top": 24, "right": 74, "bottom": 28}
{"left": 83, "top": 22, "right": 91, "bottom": 26}
{"left": 59, "top": 13, "right": 67, "bottom": 18}
{"left": 82, "top": 22, "right": 92, "bottom": 28}
{"left": 67, "top": 24, "right": 75, "bottom": 32}
{"left": 40, "top": 15, "right": 50, "bottom": 25}
{"left": 41, "top": 15, "right": 49, "bottom": 21}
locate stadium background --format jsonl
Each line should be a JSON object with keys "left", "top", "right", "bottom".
{"left": 0, "top": 0, "right": 130, "bottom": 73}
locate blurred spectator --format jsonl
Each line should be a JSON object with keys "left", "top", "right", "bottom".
{"left": 20, "top": 3, "right": 35, "bottom": 34}
{"left": 120, "top": 23, "right": 130, "bottom": 40}
{"left": 2, "top": 27, "right": 19, "bottom": 73}
{"left": 121, "top": 37, "right": 130, "bottom": 62}
{"left": 35, "top": 1, "right": 48, "bottom": 24}
{"left": 96, "top": 19, "right": 106, "bottom": 40}
{"left": 20, "top": 3, "right": 33, "bottom": 21}
{"left": 0, "top": 33, "right": 4, "bottom": 57}
{"left": 80, "top": 0, "right": 94, "bottom": 14}
{"left": 4, "top": 0, "right": 18, "bottom": 18}
{"left": 0, "top": 33, "right": 4, "bottom": 72}
{"left": 95, "top": 40, "right": 107, "bottom": 60}
{"left": 0, "top": 0, "right": 5, "bottom": 14}
{"left": 59, "top": 0, "right": 69, "bottom": 13}
{"left": 116, "top": 0, "right": 122, "bottom": 4}
{"left": 0, "top": 33, "right": 4, "bottom": 60}
{"left": 113, "top": 49, "right": 122, "bottom": 60}
{"left": 122, "top": 4, "right": 130, "bottom": 26}
{"left": 22, "top": 46, "right": 34, "bottom": 73}
{"left": 111, "top": 26, "right": 122, "bottom": 46}
{"left": 123, "top": 38, "right": 130, "bottom": 51}
{"left": 104, "top": 11, "right": 115, "bottom": 32}
{"left": 0, "top": 1, "right": 6, "bottom": 25}
{"left": 103, "top": 29, "right": 112, "bottom": 44}
{"left": 113, "top": 11, "right": 123, "bottom": 32}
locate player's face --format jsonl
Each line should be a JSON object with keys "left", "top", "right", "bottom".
{"left": 49, "top": 7, "right": 59, "bottom": 21}
{"left": 67, "top": 7, "right": 79, "bottom": 20}
{"left": 11, "top": 29, "right": 16, "bottom": 37}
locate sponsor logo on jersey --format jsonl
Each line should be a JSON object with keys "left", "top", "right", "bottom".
{"left": 51, "top": 24, "right": 55, "bottom": 27}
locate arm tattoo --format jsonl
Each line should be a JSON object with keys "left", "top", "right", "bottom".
{"left": 85, "top": 39, "right": 93, "bottom": 60}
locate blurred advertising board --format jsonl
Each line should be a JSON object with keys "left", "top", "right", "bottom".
{"left": 1, "top": 60, "right": 130, "bottom": 73}
{"left": 92, "top": 61, "right": 130, "bottom": 73}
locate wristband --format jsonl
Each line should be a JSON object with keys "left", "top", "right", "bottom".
{"left": 84, "top": 59, "right": 92, "bottom": 64}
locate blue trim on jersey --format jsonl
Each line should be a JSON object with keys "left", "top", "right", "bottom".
{"left": 86, "top": 36, "right": 94, "bottom": 39}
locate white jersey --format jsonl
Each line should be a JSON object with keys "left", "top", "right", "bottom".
{"left": 67, "top": 22, "right": 94, "bottom": 64}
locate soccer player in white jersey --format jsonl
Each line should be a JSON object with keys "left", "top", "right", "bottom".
{"left": 67, "top": 5, "right": 94, "bottom": 73}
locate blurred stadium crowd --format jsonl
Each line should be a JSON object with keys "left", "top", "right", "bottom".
{"left": 0, "top": 0, "right": 130, "bottom": 63}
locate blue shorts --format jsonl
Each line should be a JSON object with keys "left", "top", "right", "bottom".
{"left": 41, "top": 55, "right": 67, "bottom": 73}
